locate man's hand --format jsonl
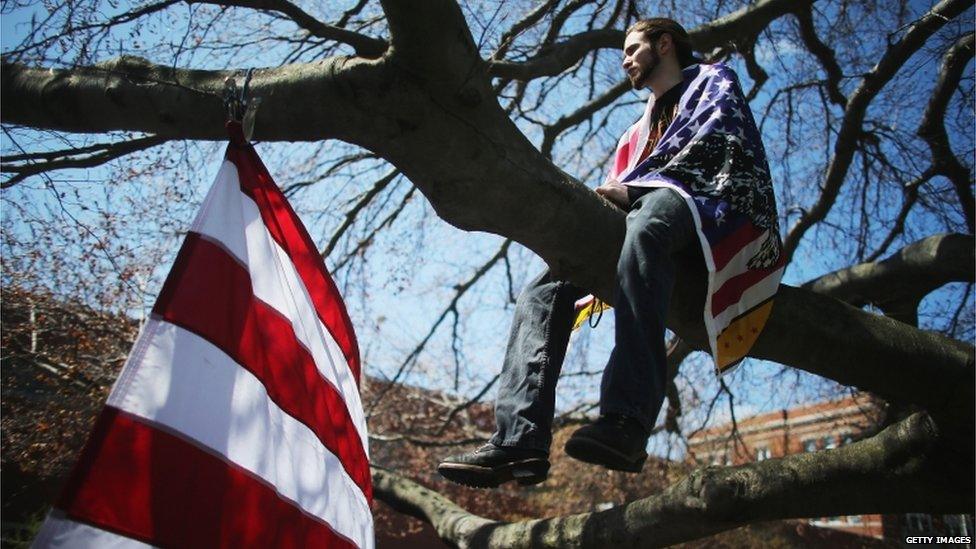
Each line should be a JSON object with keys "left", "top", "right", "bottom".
{"left": 595, "top": 179, "right": 630, "bottom": 209}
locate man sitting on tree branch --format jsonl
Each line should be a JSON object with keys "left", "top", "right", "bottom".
{"left": 438, "top": 18, "right": 784, "bottom": 488}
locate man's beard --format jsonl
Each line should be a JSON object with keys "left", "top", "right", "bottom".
{"left": 630, "top": 50, "right": 660, "bottom": 90}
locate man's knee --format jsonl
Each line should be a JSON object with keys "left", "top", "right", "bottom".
{"left": 626, "top": 188, "right": 694, "bottom": 254}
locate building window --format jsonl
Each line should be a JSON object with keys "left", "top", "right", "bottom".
{"left": 803, "top": 439, "right": 817, "bottom": 452}
{"left": 847, "top": 515, "right": 863, "bottom": 524}
{"left": 823, "top": 435, "right": 837, "bottom": 450}
{"left": 755, "top": 446, "right": 771, "bottom": 461}
{"left": 905, "top": 513, "right": 933, "bottom": 533}
{"left": 810, "top": 517, "right": 845, "bottom": 526}
{"left": 943, "top": 514, "right": 971, "bottom": 537}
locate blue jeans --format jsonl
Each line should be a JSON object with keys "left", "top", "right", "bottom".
{"left": 490, "top": 187, "right": 697, "bottom": 452}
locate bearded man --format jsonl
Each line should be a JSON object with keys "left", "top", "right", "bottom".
{"left": 438, "top": 18, "right": 783, "bottom": 487}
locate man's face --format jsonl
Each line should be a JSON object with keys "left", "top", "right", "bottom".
{"left": 622, "top": 31, "right": 660, "bottom": 89}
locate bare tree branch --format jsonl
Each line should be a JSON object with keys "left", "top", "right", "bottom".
{"left": 738, "top": 37, "right": 768, "bottom": 102}
{"left": 489, "top": 0, "right": 802, "bottom": 81}
{"left": 373, "top": 412, "right": 971, "bottom": 548}
{"left": 491, "top": 0, "right": 560, "bottom": 61}
{"left": 1, "top": 134, "right": 167, "bottom": 188}
{"left": 864, "top": 171, "right": 931, "bottom": 262}
{"left": 321, "top": 168, "right": 400, "bottom": 258}
{"left": 194, "top": 0, "right": 387, "bottom": 58}
{"left": 4, "top": 0, "right": 183, "bottom": 61}
{"left": 541, "top": 79, "right": 630, "bottom": 157}
{"left": 332, "top": 185, "right": 416, "bottom": 272}
{"left": 782, "top": 0, "right": 970, "bottom": 261}
{"left": 490, "top": 29, "right": 619, "bottom": 80}
{"left": 365, "top": 239, "right": 513, "bottom": 413}
{"left": 918, "top": 32, "right": 975, "bottom": 233}
{"left": 803, "top": 233, "right": 974, "bottom": 325}
{"left": 793, "top": 4, "right": 847, "bottom": 107}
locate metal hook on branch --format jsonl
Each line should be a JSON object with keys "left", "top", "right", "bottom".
{"left": 222, "top": 68, "right": 262, "bottom": 141}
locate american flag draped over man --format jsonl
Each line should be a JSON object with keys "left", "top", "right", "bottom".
{"left": 612, "top": 61, "right": 784, "bottom": 374}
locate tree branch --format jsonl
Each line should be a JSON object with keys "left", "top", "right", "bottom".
{"left": 1, "top": 134, "right": 167, "bottom": 188}
{"left": 373, "top": 412, "right": 971, "bottom": 548}
{"left": 917, "top": 32, "right": 975, "bottom": 233}
{"left": 379, "top": 0, "right": 481, "bottom": 80}
{"left": 782, "top": 0, "right": 971, "bottom": 261}
{"left": 1, "top": 54, "right": 401, "bottom": 145}
{"left": 320, "top": 168, "right": 400, "bottom": 258}
{"left": 802, "top": 233, "right": 974, "bottom": 325}
{"left": 793, "top": 5, "right": 846, "bottom": 107}
{"left": 489, "top": 0, "right": 802, "bottom": 81}
{"left": 365, "top": 240, "right": 513, "bottom": 413}
{"left": 194, "top": 0, "right": 387, "bottom": 58}
{"left": 490, "top": 28, "right": 618, "bottom": 80}
{"left": 864, "top": 171, "right": 931, "bottom": 262}
{"left": 541, "top": 79, "right": 630, "bottom": 157}
{"left": 491, "top": 0, "right": 560, "bottom": 61}
{"left": 3, "top": 0, "right": 183, "bottom": 61}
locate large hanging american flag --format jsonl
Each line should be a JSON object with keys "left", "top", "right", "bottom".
{"left": 33, "top": 123, "right": 373, "bottom": 548}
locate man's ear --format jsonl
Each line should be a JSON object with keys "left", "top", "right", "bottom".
{"left": 657, "top": 33, "right": 674, "bottom": 55}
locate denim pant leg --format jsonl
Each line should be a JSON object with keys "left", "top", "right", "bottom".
{"left": 600, "top": 187, "right": 697, "bottom": 432}
{"left": 491, "top": 270, "right": 586, "bottom": 452}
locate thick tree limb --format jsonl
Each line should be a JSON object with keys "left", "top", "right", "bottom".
{"left": 489, "top": 29, "right": 620, "bottom": 80}
{"left": 380, "top": 0, "right": 482, "bottom": 82}
{"left": 750, "top": 285, "right": 972, "bottom": 427}
{"left": 373, "top": 412, "right": 971, "bottom": 548}
{"left": 1, "top": 55, "right": 402, "bottom": 145}
{"left": 782, "top": 0, "right": 970, "bottom": 261}
{"left": 803, "top": 233, "right": 974, "bottom": 324}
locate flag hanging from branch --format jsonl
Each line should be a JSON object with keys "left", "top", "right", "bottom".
{"left": 33, "top": 123, "right": 373, "bottom": 549}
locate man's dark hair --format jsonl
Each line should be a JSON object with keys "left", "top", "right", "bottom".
{"left": 627, "top": 18, "right": 698, "bottom": 68}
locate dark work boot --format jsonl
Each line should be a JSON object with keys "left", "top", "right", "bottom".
{"left": 564, "top": 414, "right": 649, "bottom": 472}
{"left": 437, "top": 444, "right": 549, "bottom": 488}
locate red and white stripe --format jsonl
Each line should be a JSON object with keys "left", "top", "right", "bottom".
{"left": 34, "top": 128, "right": 373, "bottom": 548}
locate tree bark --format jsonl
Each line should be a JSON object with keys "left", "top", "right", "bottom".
{"left": 373, "top": 412, "right": 972, "bottom": 548}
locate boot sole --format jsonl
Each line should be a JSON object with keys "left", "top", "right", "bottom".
{"left": 437, "top": 458, "right": 549, "bottom": 488}
{"left": 564, "top": 435, "right": 646, "bottom": 473}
